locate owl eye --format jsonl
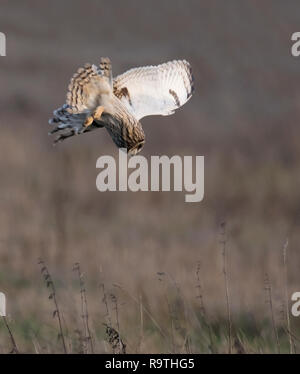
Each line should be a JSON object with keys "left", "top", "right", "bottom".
{"left": 137, "top": 143, "right": 144, "bottom": 151}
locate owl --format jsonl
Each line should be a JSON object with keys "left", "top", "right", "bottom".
{"left": 49, "top": 58, "right": 194, "bottom": 154}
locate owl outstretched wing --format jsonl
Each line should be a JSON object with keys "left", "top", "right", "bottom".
{"left": 49, "top": 58, "right": 112, "bottom": 142}
{"left": 113, "top": 60, "right": 194, "bottom": 121}
{"left": 67, "top": 58, "right": 112, "bottom": 114}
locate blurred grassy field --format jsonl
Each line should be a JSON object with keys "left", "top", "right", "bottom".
{"left": 1, "top": 0, "right": 300, "bottom": 353}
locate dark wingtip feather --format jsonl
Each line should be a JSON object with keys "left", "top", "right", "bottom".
{"left": 184, "top": 60, "right": 195, "bottom": 99}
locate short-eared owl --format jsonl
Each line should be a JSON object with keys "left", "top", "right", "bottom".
{"left": 49, "top": 58, "right": 194, "bottom": 154}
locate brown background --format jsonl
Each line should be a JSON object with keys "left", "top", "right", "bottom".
{"left": 0, "top": 0, "right": 300, "bottom": 353}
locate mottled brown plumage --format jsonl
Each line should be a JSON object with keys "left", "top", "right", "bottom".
{"left": 49, "top": 58, "right": 194, "bottom": 154}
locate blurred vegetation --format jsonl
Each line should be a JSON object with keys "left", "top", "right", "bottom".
{"left": 1, "top": 0, "right": 300, "bottom": 353}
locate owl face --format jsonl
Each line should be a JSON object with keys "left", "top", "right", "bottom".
{"left": 128, "top": 140, "right": 145, "bottom": 155}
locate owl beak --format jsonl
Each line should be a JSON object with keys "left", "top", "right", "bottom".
{"left": 128, "top": 140, "right": 145, "bottom": 156}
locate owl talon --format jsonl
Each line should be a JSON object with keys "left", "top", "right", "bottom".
{"left": 84, "top": 106, "right": 104, "bottom": 128}
{"left": 84, "top": 116, "right": 94, "bottom": 128}
{"left": 93, "top": 105, "right": 104, "bottom": 120}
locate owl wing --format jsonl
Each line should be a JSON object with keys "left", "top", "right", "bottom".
{"left": 67, "top": 58, "right": 112, "bottom": 114}
{"left": 113, "top": 60, "right": 194, "bottom": 121}
{"left": 49, "top": 58, "right": 112, "bottom": 142}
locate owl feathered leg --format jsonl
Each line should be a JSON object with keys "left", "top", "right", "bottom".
{"left": 84, "top": 105, "right": 105, "bottom": 127}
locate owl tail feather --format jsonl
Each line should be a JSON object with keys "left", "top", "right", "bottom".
{"left": 48, "top": 104, "right": 103, "bottom": 144}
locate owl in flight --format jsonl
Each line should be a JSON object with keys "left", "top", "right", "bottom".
{"left": 49, "top": 58, "right": 194, "bottom": 154}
